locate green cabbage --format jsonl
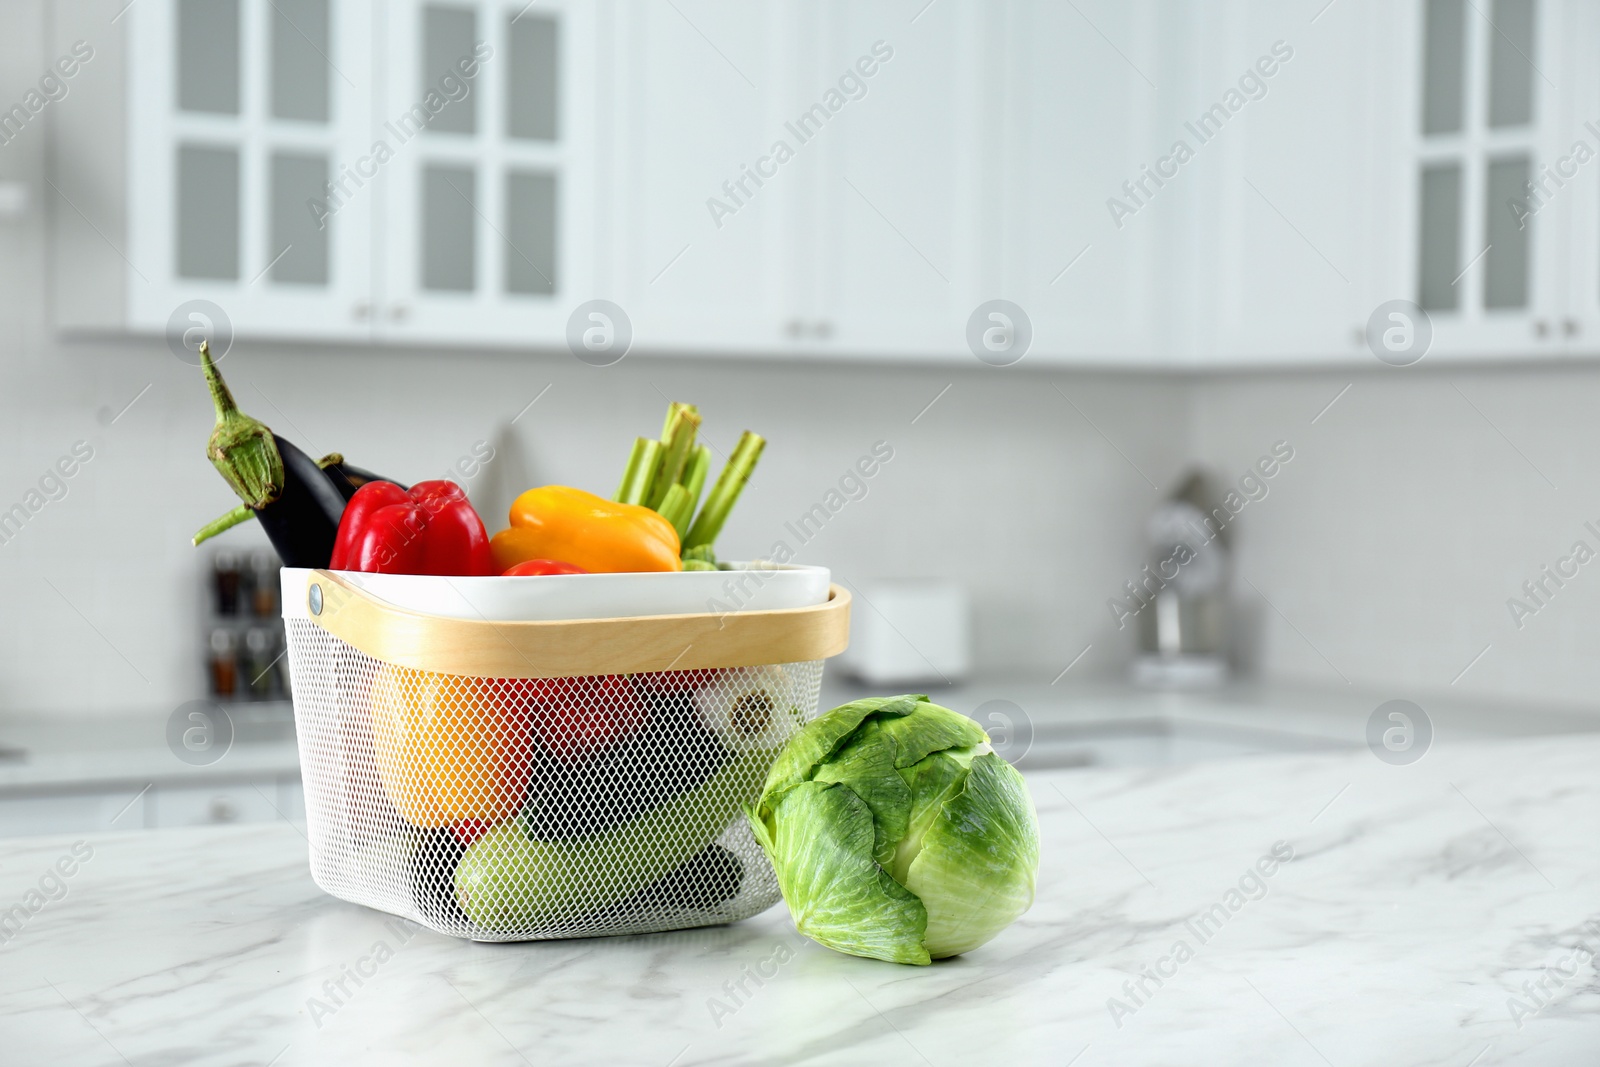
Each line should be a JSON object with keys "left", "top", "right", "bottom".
{"left": 748, "top": 694, "right": 1039, "bottom": 965}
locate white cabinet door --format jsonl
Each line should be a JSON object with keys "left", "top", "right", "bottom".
{"left": 1183, "top": 2, "right": 1380, "bottom": 364}
{"left": 0, "top": 789, "right": 149, "bottom": 838}
{"left": 1385, "top": 0, "right": 1572, "bottom": 360}
{"left": 1552, "top": 0, "right": 1600, "bottom": 352}
{"left": 601, "top": 0, "right": 793, "bottom": 355}
{"left": 374, "top": 0, "right": 595, "bottom": 347}
{"left": 993, "top": 0, "right": 1163, "bottom": 365}
{"left": 123, "top": 0, "right": 377, "bottom": 341}
{"left": 148, "top": 781, "right": 284, "bottom": 827}
{"left": 799, "top": 0, "right": 986, "bottom": 360}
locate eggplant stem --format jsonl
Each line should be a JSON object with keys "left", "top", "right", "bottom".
{"left": 200, "top": 342, "right": 239, "bottom": 425}
{"left": 198, "top": 341, "right": 286, "bottom": 510}
{"left": 193, "top": 504, "right": 256, "bottom": 545}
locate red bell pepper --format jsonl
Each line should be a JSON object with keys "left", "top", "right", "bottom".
{"left": 502, "top": 559, "right": 589, "bottom": 576}
{"left": 329, "top": 480, "right": 496, "bottom": 576}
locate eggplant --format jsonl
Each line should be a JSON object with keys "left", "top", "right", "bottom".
{"left": 582, "top": 843, "right": 744, "bottom": 928}
{"left": 249, "top": 434, "right": 349, "bottom": 567}
{"left": 191, "top": 343, "right": 401, "bottom": 566}
{"left": 520, "top": 688, "right": 731, "bottom": 842}
{"left": 410, "top": 827, "right": 471, "bottom": 929}
{"left": 320, "top": 455, "right": 408, "bottom": 500}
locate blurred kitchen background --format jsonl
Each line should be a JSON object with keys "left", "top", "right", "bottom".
{"left": 3, "top": 0, "right": 1600, "bottom": 832}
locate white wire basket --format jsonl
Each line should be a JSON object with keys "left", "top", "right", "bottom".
{"left": 281, "top": 569, "right": 850, "bottom": 942}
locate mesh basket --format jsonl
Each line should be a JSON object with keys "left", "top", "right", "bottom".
{"left": 283, "top": 570, "right": 849, "bottom": 942}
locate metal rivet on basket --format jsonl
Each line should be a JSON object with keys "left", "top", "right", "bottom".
{"left": 309, "top": 583, "right": 324, "bottom": 616}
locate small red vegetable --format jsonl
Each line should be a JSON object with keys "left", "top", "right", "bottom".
{"left": 502, "top": 559, "right": 590, "bottom": 577}
{"left": 511, "top": 674, "right": 646, "bottom": 764}
{"left": 329, "top": 480, "right": 495, "bottom": 576}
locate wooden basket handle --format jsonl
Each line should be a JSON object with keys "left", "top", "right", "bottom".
{"left": 303, "top": 570, "right": 851, "bottom": 679}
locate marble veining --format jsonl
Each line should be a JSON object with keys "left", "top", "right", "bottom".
{"left": 1, "top": 734, "right": 1597, "bottom": 1065}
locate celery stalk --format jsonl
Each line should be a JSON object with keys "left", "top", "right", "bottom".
{"left": 615, "top": 437, "right": 649, "bottom": 502}
{"left": 660, "top": 401, "right": 699, "bottom": 440}
{"left": 649, "top": 405, "right": 702, "bottom": 510}
{"left": 683, "top": 431, "right": 765, "bottom": 551}
{"left": 616, "top": 438, "right": 661, "bottom": 505}
{"left": 657, "top": 483, "right": 694, "bottom": 540}
{"left": 680, "top": 444, "right": 711, "bottom": 518}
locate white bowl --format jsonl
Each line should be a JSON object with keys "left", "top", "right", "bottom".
{"left": 281, "top": 562, "right": 831, "bottom": 622}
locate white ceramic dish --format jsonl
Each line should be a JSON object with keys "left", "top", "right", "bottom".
{"left": 281, "top": 563, "right": 831, "bottom": 622}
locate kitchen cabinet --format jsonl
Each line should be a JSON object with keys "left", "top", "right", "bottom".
{"left": 0, "top": 789, "right": 148, "bottom": 839}
{"left": 604, "top": 0, "right": 1148, "bottom": 364}
{"left": 1173, "top": 2, "right": 1383, "bottom": 364}
{"left": 600, "top": 0, "right": 793, "bottom": 354}
{"left": 148, "top": 776, "right": 302, "bottom": 827}
{"left": 1550, "top": 0, "right": 1600, "bottom": 351}
{"left": 1369, "top": 0, "right": 1580, "bottom": 360}
{"left": 54, "top": 0, "right": 1600, "bottom": 365}
{"left": 992, "top": 0, "right": 1163, "bottom": 364}
{"left": 1119, "top": 0, "right": 1588, "bottom": 365}
{"left": 374, "top": 0, "right": 596, "bottom": 345}
{"left": 986, "top": 0, "right": 1564, "bottom": 367}
{"left": 602, "top": 0, "right": 994, "bottom": 361}
{"left": 0, "top": 775, "right": 302, "bottom": 837}
{"left": 53, "top": 0, "right": 591, "bottom": 348}
{"left": 800, "top": 1, "right": 986, "bottom": 360}
{"left": 56, "top": 0, "right": 377, "bottom": 340}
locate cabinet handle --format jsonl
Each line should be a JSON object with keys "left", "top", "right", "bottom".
{"left": 389, "top": 304, "right": 410, "bottom": 322}
{"left": 1534, "top": 320, "right": 1550, "bottom": 338}
{"left": 352, "top": 301, "right": 372, "bottom": 320}
{"left": 1564, "top": 318, "right": 1580, "bottom": 337}
{"left": 207, "top": 796, "right": 239, "bottom": 823}
{"left": 782, "top": 319, "right": 834, "bottom": 340}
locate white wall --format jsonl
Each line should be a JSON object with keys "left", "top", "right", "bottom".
{"left": 1191, "top": 365, "right": 1600, "bottom": 710}
{"left": 0, "top": 332, "right": 1191, "bottom": 715}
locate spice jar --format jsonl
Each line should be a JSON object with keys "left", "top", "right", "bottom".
{"left": 250, "top": 551, "right": 278, "bottom": 618}
{"left": 209, "top": 628, "right": 239, "bottom": 699}
{"left": 213, "top": 552, "right": 242, "bottom": 616}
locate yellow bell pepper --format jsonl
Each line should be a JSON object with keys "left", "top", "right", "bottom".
{"left": 491, "top": 485, "right": 682, "bottom": 574}
{"left": 370, "top": 666, "right": 533, "bottom": 827}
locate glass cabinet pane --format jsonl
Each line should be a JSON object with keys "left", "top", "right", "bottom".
{"left": 505, "top": 171, "right": 557, "bottom": 294}
{"left": 422, "top": 164, "right": 476, "bottom": 291}
{"left": 1484, "top": 156, "right": 1530, "bottom": 308}
{"left": 270, "top": 153, "right": 330, "bottom": 284}
{"left": 1418, "top": 162, "right": 1461, "bottom": 310}
{"left": 177, "top": 0, "right": 240, "bottom": 115}
{"left": 176, "top": 144, "right": 240, "bottom": 279}
{"left": 1487, "top": 0, "right": 1536, "bottom": 128}
{"left": 1422, "top": 0, "right": 1466, "bottom": 135}
{"left": 507, "top": 15, "right": 559, "bottom": 141}
{"left": 422, "top": 6, "right": 479, "bottom": 135}
{"left": 271, "top": 0, "right": 331, "bottom": 122}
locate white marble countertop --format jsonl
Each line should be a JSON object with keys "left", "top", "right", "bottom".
{"left": 8, "top": 677, "right": 1597, "bottom": 794}
{"left": 4, "top": 732, "right": 1598, "bottom": 1065}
